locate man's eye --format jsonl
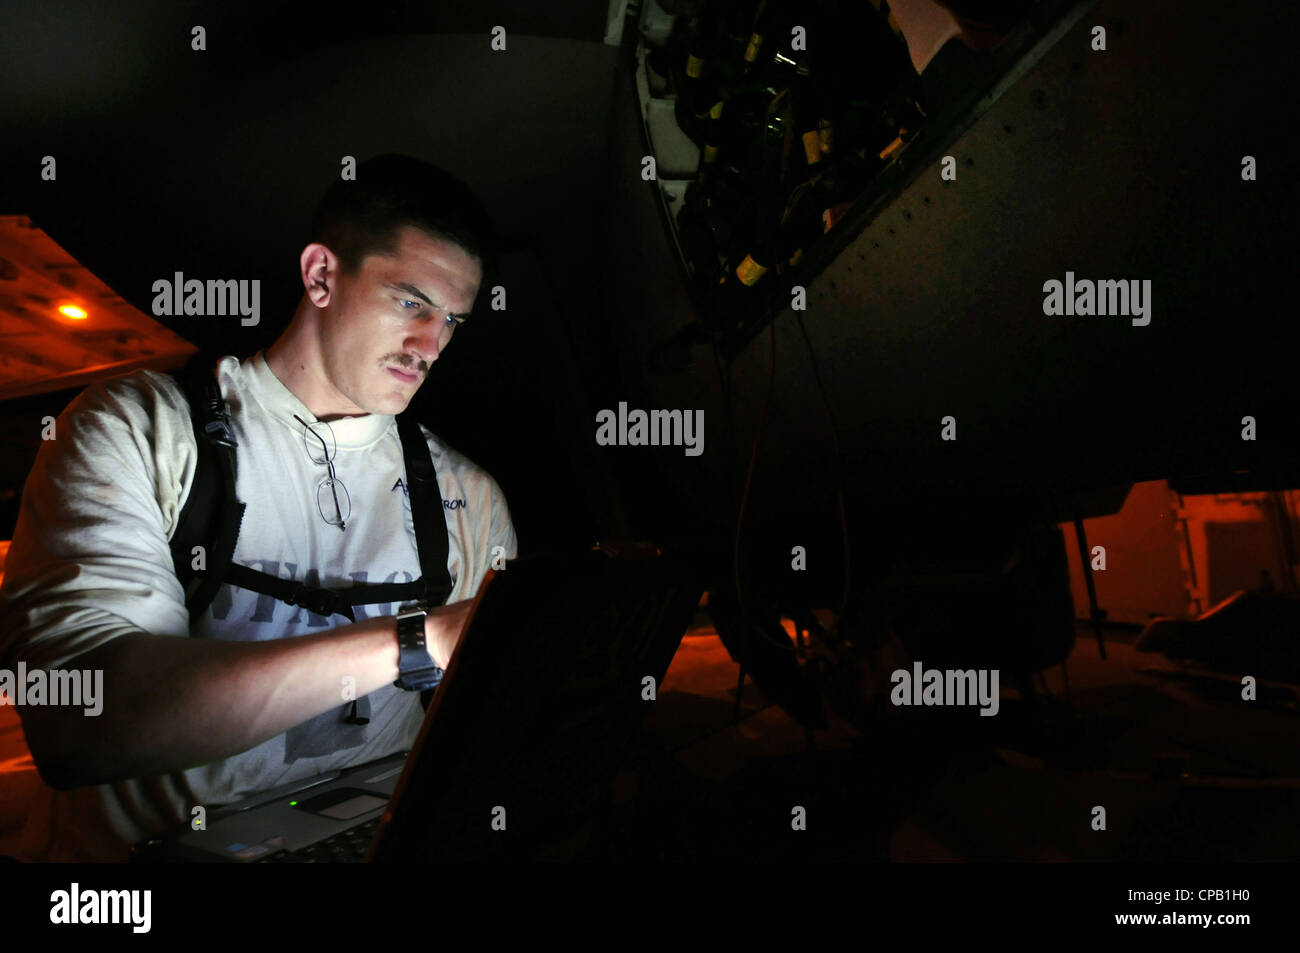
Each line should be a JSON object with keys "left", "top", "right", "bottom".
{"left": 399, "top": 299, "right": 421, "bottom": 311}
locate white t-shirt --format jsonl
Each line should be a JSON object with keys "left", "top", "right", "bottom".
{"left": 0, "top": 351, "right": 518, "bottom": 861}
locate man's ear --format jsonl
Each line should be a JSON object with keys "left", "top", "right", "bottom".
{"left": 300, "top": 243, "right": 337, "bottom": 307}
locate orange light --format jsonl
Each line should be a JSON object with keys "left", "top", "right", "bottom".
{"left": 58, "top": 304, "right": 88, "bottom": 319}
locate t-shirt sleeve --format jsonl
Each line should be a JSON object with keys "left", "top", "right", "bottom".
{"left": 485, "top": 474, "right": 519, "bottom": 564}
{"left": 0, "top": 371, "right": 198, "bottom": 671}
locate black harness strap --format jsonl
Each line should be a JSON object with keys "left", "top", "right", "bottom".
{"left": 172, "top": 365, "right": 248, "bottom": 618}
{"left": 395, "top": 413, "right": 452, "bottom": 605}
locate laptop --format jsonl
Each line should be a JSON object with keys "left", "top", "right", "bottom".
{"left": 131, "top": 541, "right": 710, "bottom": 862}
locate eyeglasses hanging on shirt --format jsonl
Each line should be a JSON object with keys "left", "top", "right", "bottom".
{"left": 293, "top": 414, "right": 350, "bottom": 532}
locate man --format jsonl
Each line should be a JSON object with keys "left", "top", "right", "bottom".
{"left": 0, "top": 154, "right": 518, "bottom": 861}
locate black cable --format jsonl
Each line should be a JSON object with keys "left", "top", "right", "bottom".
{"left": 710, "top": 312, "right": 793, "bottom": 654}
{"left": 794, "top": 311, "right": 853, "bottom": 628}
{"left": 733, "top": 317, "right": 797, "bottom": 652}
{"left": 714, "top": 297, "right": 855, "bottom": 654}
{"left": 710, "top": 326, "right": 741, "bottom": 508}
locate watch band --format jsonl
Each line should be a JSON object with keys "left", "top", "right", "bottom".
{"left": 393, "top": 603, "right": 444, "bottom": 692}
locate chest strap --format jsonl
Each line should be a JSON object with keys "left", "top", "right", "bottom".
{"left": 214, "top": 414, "right": 456, "bottom": 622}
{"left": 172, "top": 362, "right": 455, "bottom": 623}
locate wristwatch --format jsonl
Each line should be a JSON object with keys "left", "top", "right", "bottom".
{"left": 393, "top": 603, "right": 444, "bottom": 692}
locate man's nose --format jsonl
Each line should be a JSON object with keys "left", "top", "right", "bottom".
{"left": 408, "top": 319, "right": 441, "bottom": 364}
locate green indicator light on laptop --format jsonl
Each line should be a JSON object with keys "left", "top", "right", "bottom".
{"left": 289, "top": 801, "right": 297, "bottom": 806}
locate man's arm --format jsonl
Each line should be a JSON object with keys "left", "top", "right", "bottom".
{"left": 17, "top": 601, "right": 471, "bottom": 790}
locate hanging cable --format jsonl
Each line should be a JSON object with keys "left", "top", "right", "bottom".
{"left": 795, "top": 310, "right": 853, "bottom": 630}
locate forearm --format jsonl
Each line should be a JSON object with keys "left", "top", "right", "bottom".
{"left": 20, "top": 615, "right": 401, "bottom": 789}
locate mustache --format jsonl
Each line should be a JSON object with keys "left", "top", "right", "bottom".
{"left": 384, "top": 357, "right": 427, "bottom": 375}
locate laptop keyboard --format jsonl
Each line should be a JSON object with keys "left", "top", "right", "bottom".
{"left": 258, "top": 816, "right": 382, "bottom": 863}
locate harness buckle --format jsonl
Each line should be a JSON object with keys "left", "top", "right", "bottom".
{"left": 286, "top": 583, "right": 342, "bottom": 619}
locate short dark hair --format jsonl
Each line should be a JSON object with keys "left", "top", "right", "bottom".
{"left": 309, "top": 154, "right": 497, "bottom": 283}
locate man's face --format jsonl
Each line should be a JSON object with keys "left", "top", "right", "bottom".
{"left": 318, "top": 225, "right": 482, "bottom": 416}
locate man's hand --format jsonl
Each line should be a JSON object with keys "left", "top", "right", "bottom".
{"left": 422, "top": 599, "right": 475, "bottom": 670}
